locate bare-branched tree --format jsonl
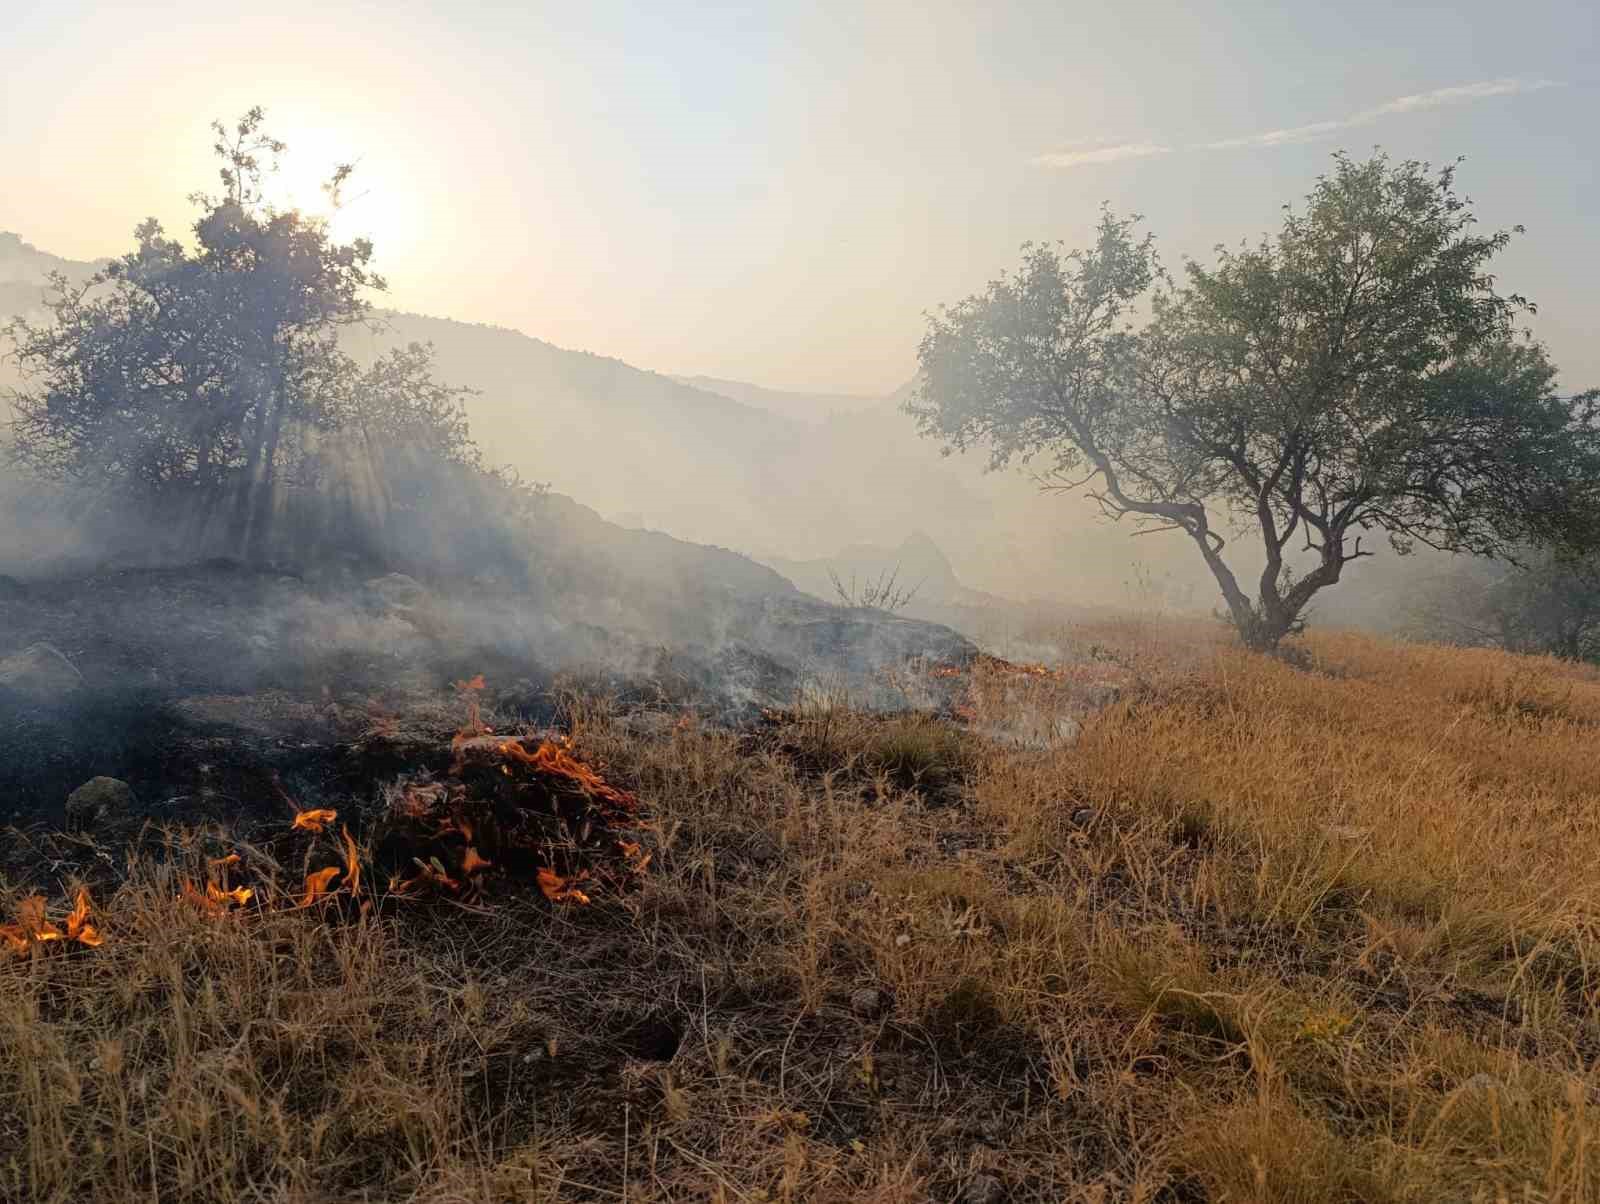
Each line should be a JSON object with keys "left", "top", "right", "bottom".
{"left": 828, "top": 564, "right": 923, "bottom": 613}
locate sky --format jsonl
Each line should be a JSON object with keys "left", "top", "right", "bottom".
{"left": 2, "top": 0, "right": 1596, "bottom": 396}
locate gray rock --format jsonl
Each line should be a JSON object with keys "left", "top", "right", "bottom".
{"left": 850, "top": 987, "right": 885, "bottom": 1018}
{"left": 1070, "top": 806, "right": 1096, "bottom": 828}
{"left": 65, "top": 776, "right": 134, "bottom": 833}
{"left": 0, "top": 642, "right": 84, "bottom": 698}
{"left": 961, "top": 1172, "right": 1005, "bottom": 1204}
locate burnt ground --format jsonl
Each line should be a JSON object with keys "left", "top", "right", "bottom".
{"left": 0, "top": 559, "right": 975, "bottom": 870}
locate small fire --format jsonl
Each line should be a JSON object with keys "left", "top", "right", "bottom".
{"left": 537, "top": 867, "right": 591, "bottom": 905}
{"left": 292, "top": 808, "right": 339, "bottom": 833}
{"left": 65, "top": 886, "right": 104, "bottom": 948}
{"left": 340, "top": 825, "right": 362, "bottom": 896}
{"left": 299, "top": 866, "right": 342, "bottom": 907}
{"left": 181, "top": 879, "right": 254, "bottom": 914}
{"left": 6, "top": 675, "right": 650, "bottom": 963}
{"left": 2, "top": 888, "right": 105, "bottom": 956}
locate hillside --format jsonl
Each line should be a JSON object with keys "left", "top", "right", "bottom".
{"left": 10, "top": 620, "right": 1600, "bottom": 1200}
{"left": 671, "top": 373, "right": 884, "bottom": 423}
{"left": 0, "top": 231, "right": 1216, "bottom": 607}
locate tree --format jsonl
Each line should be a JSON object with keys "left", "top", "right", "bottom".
{"left": 1409, "top": 550, "right": 1600, "bottom": 662}
{"left": 4, "top": 107, "right": 471, "bottom": 565}
{"left": 909, "top": 153, "right": 1600, "bottom": 650}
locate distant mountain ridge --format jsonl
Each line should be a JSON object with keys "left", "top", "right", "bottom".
{"left": 0, "top": 230, "right": 1213, "bottom": 607}
{"left": 671, "top": 374, "right": 887, "bottom": 423}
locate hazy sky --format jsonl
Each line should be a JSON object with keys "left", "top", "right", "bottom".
{"left": 4, "top": 0, "right": 1596, "bottom": 395}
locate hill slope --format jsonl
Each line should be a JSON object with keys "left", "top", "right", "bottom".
{"left": 0, "top": 232, "right": 1222, "bottom": 608}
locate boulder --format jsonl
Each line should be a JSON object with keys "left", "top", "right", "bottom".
{"left": 0, "top": 642, "right": 84, "bottom": 698}
{"left": 65, "top": 776, "right": 134, "bottom": 833}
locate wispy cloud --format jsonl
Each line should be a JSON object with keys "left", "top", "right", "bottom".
{"left": 1201, "top": 77, "right": 1562, "bottom": 151}
{"left": 1029, "top": 141, "right": 1172, "bottom": 169}
{"left": 1031, "top": 78, "right": 1561, "bottom": 168}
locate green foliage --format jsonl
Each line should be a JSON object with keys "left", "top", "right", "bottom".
{"left": 1414, "top": 549, "right": 1600, "bottom": 664}
{"left": 3, "top": 107, "right": 478, "bottom": 565}
{"left": 910, "top": 152, "right": 1600, "bottom": 649}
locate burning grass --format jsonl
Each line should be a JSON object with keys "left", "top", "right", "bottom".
{"left": 8, "top": 622, "right": 1600, "bottom": 1200}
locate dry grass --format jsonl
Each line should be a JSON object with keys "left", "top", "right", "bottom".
{"left": 8, "top": 624, "right": 1600, "bottom": 1201}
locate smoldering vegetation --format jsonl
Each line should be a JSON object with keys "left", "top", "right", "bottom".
{"left": 7, "top": 110, "right": 1600, "bottom": 1204}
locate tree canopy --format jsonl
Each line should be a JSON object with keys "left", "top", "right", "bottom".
{"left": 4, "top": 107, "right": 479, "bottom": 565}
{"left": 909, "top": 152, "right": 1600, "bottom": 648}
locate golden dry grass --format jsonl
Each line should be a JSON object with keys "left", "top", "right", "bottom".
{"left": 7, "top": 624, "right": 1600, "bottom": 1201}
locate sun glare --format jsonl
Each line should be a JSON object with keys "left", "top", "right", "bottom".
{"left": 261, "top": 125, "right": 417, "bottom": 253}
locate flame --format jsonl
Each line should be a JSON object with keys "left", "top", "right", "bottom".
{"left": 292, "top": 808, "right": 339, "bottom": 833}
{"left": 210, "top": 853, "right": 242, "bottom": 869}
{"left": 0, "top": 891, "right": 106, "bottom": 955}
{"left": 17, "top": 895, "right": 63, "bottom": 943}
{"left": 498, "top": 739, "right": 640, "bottom": 815}
{"left": 537, "top": 867, "right": 591, "bottom": 905}
{"left": 300, "top": 866, "right": 342, "bottom": 907}
{"left": 340, "top": 826, "right": 362, "bottom": 896}
{"left": 462, "top": 846, "right": 492, "bottom": 875}
{"left": 65, "top": 887, "right": 104, "bottom": 948}
{"left": 398, "top": 857, "right": 461, "bottom": 894}
{"left": 181, "top": 880, "right": 254, "bottom": 914}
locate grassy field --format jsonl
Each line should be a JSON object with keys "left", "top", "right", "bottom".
{"left": 7, "top": 620, "right": 1600, "bottom": 1202}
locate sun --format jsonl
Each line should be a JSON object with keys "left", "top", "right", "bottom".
{"left": 260, "top": 124, "right": 418, "bottom": 255}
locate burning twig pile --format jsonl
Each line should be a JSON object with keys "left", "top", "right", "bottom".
{"left": 375, "top": 676, "right": 653, "bottom": 904}
{"left": 3, "top": 675, "right": 651, "bottom": 961}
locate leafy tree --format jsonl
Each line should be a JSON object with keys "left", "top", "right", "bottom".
{"left": 909, "top": 153, "right": 1600, "bottom": 650}
{"left": 1409, "top": 550, "right": 1600, "bottom": 661}
{"left": 4, "top": 107, "right": 473, "bottom": 564}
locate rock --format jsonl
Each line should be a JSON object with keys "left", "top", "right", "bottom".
{"left": 0, "top": 642, "right": 84, "bottom": 698}
{"left": 1464, "top": 1072, "right": 1501, "bottom": 1093}
{"left": 1070, "top": 806, "right": 1096, "bottom": 828}
{"left": 843, "top": 879, "right": 873, "bottom": 902}
{"left": 850, "top": 987, "right": 885, "bottom": 1018}
{"left": 961, "top": 1172, "right": 1005, "bottom": 1204}
{"left": 365, "top": 573, "right": 429, "bottom": 612}
{"left": 65, "top": 776, "right": 134, "bottom": 833}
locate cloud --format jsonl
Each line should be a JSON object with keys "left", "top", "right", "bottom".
{"left": 1029, "top": 141, "right": 1172, "bottom": 169}
{"left": 1200, "top": 77, "right": 1561, "bottom": 151}
{"left": 1031, "top": 78, "right": 1561, "bottom": 167}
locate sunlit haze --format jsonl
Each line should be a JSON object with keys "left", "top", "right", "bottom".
{"left": 4, "top": 0, "right": 1596, "bottom": 396}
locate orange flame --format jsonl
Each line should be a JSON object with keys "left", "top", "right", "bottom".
{"left": 537, "top": 867, "right": 591, "bottom": 905}
{"left": 65, "top": 886, "right": 104, "bottom": 948}
{"left": 292, "top": 808, "right": 339, "bottom": 833}
{"left": 462, "top": 846, "right": 492, "bottom": 875}
{"left": 17, "top": 895, "right": 63, "bottom": 943}
{"left": 181, "top": 880, "right": 254, "bottom": 914}
{"left": 340, "top": 825, "right": 362, "bottom": 896}
{"left": 498, "top": 739, "right": 640, "bottom": 814}
{"left": 300, "top": 866, "right": 342, "bottom": 907}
